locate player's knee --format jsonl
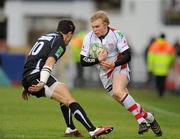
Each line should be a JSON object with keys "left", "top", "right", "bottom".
{"left": 112, "top": 88, "right": 125, "bottom": 100}
{"left": 56, "top": 83, "right": 76, "bottom": 105}
{"left": 56, "top": 82, "right": 71, "bottom": 94}
{"left": 64, "top": 100, "right": 75, "bottom": 106}
{"left": 58, "top": 82, "right": 68, "bottom": 89}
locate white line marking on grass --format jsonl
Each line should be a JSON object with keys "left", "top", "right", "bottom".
{"left": 103, "top": 93, "right": 180, "bottom": 118}
{"left": 143, "top": 103, "right": 180, "bottom": 118}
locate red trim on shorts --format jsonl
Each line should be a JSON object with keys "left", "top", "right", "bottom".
{"left": 107, "top": 67, "right": 115, "bottom": 78}
{"left": 106, "top": 54, "right": 128, "bottom": 78}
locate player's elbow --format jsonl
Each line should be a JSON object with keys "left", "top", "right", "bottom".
{"left": 80, "top": 55, "right": 86, "bottom": 66}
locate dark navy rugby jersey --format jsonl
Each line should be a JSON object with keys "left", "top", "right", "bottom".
{"left": 23, "top": 32, "right": 66, "bottom": 77}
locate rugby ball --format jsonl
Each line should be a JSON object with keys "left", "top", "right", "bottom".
{"left": 89, "top": 44, "right": 105, "bottom": 58}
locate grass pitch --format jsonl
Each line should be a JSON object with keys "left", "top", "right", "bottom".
{"left": 0, "top": 86, "right": 180, "bottom": 139}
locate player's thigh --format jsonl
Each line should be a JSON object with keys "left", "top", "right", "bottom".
{"left": 43, "top": 75, "right": 59, "bottom": 98}
{"left": 112, "top": 72, "right": 129, "bottom": 95}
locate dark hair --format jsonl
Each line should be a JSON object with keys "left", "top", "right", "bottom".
{"left": 56, "top": 20, "right": 75, "bottom": 34}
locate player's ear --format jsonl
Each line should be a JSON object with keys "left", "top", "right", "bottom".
{"left": 70, "top": 31, "right": 74, "bottom": 35}
{"left": 67, "top": 32, "right": 73, "bottom": 36}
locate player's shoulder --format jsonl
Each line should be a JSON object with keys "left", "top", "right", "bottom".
{"left": 109, "top": 27, "right": 125, "bottom": 39}
{"left": 37, "top": 32, "right": 59, "bottom": 42}
{"left": 46, "top": 32, "right": 59, "bottom": 36}
{"left": 46, "top": 32, "right": 60, "bottom": 40}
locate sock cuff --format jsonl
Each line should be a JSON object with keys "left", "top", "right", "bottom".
{"left": 69, "top": 102, "right": 79, "bottom": 107}
{"left": 120, "top": 93, "right": 128, "bottom": 103}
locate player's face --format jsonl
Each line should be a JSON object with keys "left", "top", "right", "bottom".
{"left": 64, "top": 32, "right": 73, "bottom": 45}
{"left": 91, "top": 19, "right": 108, "bottom": 37}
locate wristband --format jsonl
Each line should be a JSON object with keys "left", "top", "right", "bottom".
{"left": 40, "top": 66, "right": 52, "bottom": 84}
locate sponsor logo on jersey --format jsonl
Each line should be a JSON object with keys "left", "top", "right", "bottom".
{"left": 55, "top": 46, "right": 64, "bottom": 58}
{"left": 116, "top": 31, "right": 124, "bottom": 39}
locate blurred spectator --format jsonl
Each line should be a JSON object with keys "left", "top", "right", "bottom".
{"left": 147, "top": 33, "right": 176, "bottom": 97}
{"left": 174, "top": 38, "right": 180, "bottom": 56}
{"left": 70, "top": 31, "right": 86, "bottom": 87}
{"left": 144, "top": 36, "right": 156, "bottom": 86}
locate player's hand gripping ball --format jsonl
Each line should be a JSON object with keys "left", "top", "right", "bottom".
{"left": 89, "top": 44, "right": 106, "bottom": 59}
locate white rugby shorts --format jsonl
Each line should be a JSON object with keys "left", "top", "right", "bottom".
{"left": 99, "top": 66, "right": 130, "bottom": 96}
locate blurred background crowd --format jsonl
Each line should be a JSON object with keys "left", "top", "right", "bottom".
{"left": 0, "top": 0, "right": 180, "bottom": 95}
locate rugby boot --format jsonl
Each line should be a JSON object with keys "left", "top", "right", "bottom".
{"left": 138, "top": 122, "right": 149, "bottom": 134}
{"left": 150, "top": 119, "right": 162, "bottom": 137}
{"left": 89, "top": 126, "right": 113, "bottom": 139}
{"left": 64, "top": 127, "right": 83, "bottom": 137}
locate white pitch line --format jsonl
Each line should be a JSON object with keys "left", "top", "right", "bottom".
{"left": 103, "top": 94, "right": 180, "bottom": 118}
{"left": 142, "top": 103, "right": 180, "bottom": 118}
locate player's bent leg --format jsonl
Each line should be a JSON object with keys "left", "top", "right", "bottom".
{"left": 112, "top": 74, "right": 149, "bottom": 134}
{"left": 44, "top": 82, "right": 84, "bottom": 137}
{"left": 47, "top": 82, "right": 113, "bottom": 138}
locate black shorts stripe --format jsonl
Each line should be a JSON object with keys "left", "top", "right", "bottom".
{"left": 105, "top": 84, "right": 112, "bottom": 92}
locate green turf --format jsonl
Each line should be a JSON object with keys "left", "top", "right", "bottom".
{"left": 0, "top": 86, "right": 180, "bottom": 139}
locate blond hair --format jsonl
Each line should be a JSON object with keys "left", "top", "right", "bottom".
{"left": 90, "top": 10, "right": 110, "bottom": 25}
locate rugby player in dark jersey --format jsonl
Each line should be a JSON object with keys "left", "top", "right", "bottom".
{"left": 21, "top": 19, "right": 113, "bottom": 138}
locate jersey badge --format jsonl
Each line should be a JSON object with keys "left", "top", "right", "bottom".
{"left": 55, "top": 46, "right": 64, "bottom": 58}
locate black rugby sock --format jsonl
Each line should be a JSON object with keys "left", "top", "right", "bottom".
{"left": 69, "top": 102, "right": 96, "bottom": 132}
{"left": 60, "top": 103, "right": 76, "bottom": 130}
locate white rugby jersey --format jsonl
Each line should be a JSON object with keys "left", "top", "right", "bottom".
{"left": 80, "top": 28, "right": 130, "bottom": 77}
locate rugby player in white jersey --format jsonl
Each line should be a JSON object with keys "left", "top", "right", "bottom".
{"left": 80, "top": 10, "right": 162, "bottom": 136}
